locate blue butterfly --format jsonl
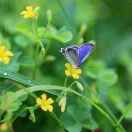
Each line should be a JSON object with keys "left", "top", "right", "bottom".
{"left": 60, "top": 42, "right": 95, "bottom": 67}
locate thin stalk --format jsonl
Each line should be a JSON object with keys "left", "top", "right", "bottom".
{"left": 68, "top": 89, "right": 125, "bottom": 132}
{"left": 16, "top": 85, "right": 67, "bottom": 98}
{"left": 117, "top": 115, "right": 124, "bottom": 125}
{"left": 33, "top": 43, "right": 40, "bottom": 79}
{"left": 100, "top": 104, "right": 125, "bottom": 132}
{"left": 69, "top": 81, "right": 78, "bottom": 88}
{"left": 91, "top": 102, "right": 115, "bottom": 126}
{"left": 32, "top": 18, "right": 39, "bottom": 79}
{"left": 39, "top": 41, "right": 45, "bottom": 56}
{"left": 14, "top": 85, "right": 125, "bottom": 132}
{"left": 64, "top": 77, "right": 68, "bottom": 87}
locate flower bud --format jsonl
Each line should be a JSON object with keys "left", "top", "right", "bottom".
{"left": 58, "top": 96, "right": 66, "bottom": 112}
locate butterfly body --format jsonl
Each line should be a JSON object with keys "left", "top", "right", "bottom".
{"left": 60, "top": 42, "right": 94, "bottom": 67}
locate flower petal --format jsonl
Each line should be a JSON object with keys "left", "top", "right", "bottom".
{"left": 41, "top": 94, "right": 47, "bottom": 101}
{"left": 26, "top": 6, "right": 33, "bottom": 11}
{"left": 65, "top": 63, "right": 71, "bottom": 69}
{"left": 76, "top": 69, "right": 82, "bottom": 74}
{"left": 0, "top": 45, "right": 13, "bottom": 64}
{"left": 36, "top": 93, "right": 54, "bottom": 112}
{"left": 36, "top": 98, "right": 42, "bottom": 105}
{"left": 47, "top": 98, "right": 54, "bottom": 104}
{"left": 20, "top": 11, "right": 26, "bottom": 15}
{"left": 72, "top": 74, "right": 79, "bottom": 79}
{"left": 47, "top": 105, "right": 53, "bottom": 112}
{"left": 65, "top": 70, "right": 71, "bottom": 76}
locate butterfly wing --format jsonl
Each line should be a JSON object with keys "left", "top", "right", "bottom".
{"left": 65, "top": 46, "right": 79, "bottom": 67}
{"left": 60, "top": 43, "right": 94, "bottom": 67}
{"left": 60, "top": 45, "right": 79, "bottom": 67}
{"left": 78, "top": 43, "right": 94, "bottom": 65}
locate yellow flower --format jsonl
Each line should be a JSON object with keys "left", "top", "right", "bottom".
{"left": 65, "top": 63, "right": 82, "bottom": 79}
{"left": 20, "top": 5, "right": 38, "bottom": 19}
{"left": 0, "top": 45, "right": 13, "bottom": 64}
{"left": 36, "top": 94, "right": 54, "bottom": 112}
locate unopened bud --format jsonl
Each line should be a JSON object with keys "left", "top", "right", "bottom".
{"left": 58, "top": 96, "right": 66, "bottom": 112}
{"left": 80, "top": 23, "right": 87, "bottom": 36}
{"left": 47, "top": 9, "right": 52, "bottom": 25}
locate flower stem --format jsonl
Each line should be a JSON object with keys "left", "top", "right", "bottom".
{"left": 117, "top": 115, "right": 124, "bottom": 125}
{"left": 64, "top": 77, "right": 68, "bottom": 87}
{"left": 68, "top": 89, "right": 125, "bottom": 132}
{"left": 32, "top": 18, "right": 39, "bottom": 79}
{"left": 33, "top": 43, "right": 39, "bottom": 79}
{"left": 100, "top": 104, "right": 125, "bottom": 132}
{"left": 15, "top": 85, "right": 125, "bottom": 132}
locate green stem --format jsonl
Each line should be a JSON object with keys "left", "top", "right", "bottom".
{"left": 64, "top": 77, "right": 68, "bottom": 87}
{"left": 69, "top": 80, "right": 83, "bottom": 91}
{"left": 100, "top": 104, "right": 125, "bottom": 132}
{"left": 33, "top": 43, "right": 40, "bottom": 79}
{"left": 16, "top": 85, "right": 67, "bottom": 98}
{"left": 117, "top": 115, "right": 124, "bottom": 125}
{"left": 15, "top": 85, "right": 125, "bottom": 132}
{"left": 39, "top": 41, "right": 45, "bottom": 56}
{"left": 68, "top": 89, "right": 125, "bottom": 132}
{"left": 91, "top": 102, "right": 115, "bottom": 126}
{"left": 32, "top": 18, "right": 39, "bottom": 79}
{"left": 69, "top": 90, "right": 114, "bottom": 125}
{"left": 69, "top": 81, "right": 77, "bottom": 88}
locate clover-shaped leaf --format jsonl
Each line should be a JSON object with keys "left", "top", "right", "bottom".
{"left": 38, "top": 26, "right": 73, "bottom": 43}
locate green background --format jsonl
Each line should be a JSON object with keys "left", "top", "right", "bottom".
{"left": 0, "top": 0, "right": 132, "bottom": 132}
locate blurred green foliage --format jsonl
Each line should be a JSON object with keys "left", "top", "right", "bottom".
{"left": 0, "top": 0, "right": 132, "bottom": 132}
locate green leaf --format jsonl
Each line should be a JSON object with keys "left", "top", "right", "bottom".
{"left": 57, "top": 27, "right": 73, "bottom": 43}
{"left": 16, "top": 23, "right": 33, "bottom": 40}
{"left": 75, "top": 81, "right": 84, "bottom": 91}
{"left": 0, "top": 91, "right": 28, "bottom": 122}
{"left": 97, "top": 69, "right": 118, "bottom": 87}
{"left": 0, "top": 92, "right": 22, "bottom": 121}
{"left": 14, "top": 35, "right": 31, "bottom": 48}
{"left": 122, "top": 103, "right": 132, "bottom": 119}
{"left": 86, "top": 60, "right": 118, "bottom": 87}
{"left": 0, "top": 67, "right": 38, "bottom": 86}
{"left": 38, "top": 26, "right": 73, "bottom": 43}
{"left": 19, "top": 55, "right": 35, "bottom": 68}
{"left": 61, "top": 106, "right": 82, "bottom": 132}
{"left": 0, "top": 34, "right": 11, "bottom": 49}
{"left": 0, "top": 67, "right": 62, "bottom": 96}
{"left": 65, "top": 122, "right": 82, "bottom": 132}
{"left": 83, "top": 114, "right": 98, "bottom": 130}
{"left": 108, "top": 86, "right": 125, "bottom": 111}
{"left": 0, "top": 92, "right": 26, "bottom": 113}
{"left": 61, "top": 97, "right": 92, "bottom": 132}
{"left": 86, "top": 60, "right": 106, "bottom": 79}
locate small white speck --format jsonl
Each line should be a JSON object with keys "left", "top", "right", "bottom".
{"left": 3, "top": 72, "right": 8, "bottom": 76}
